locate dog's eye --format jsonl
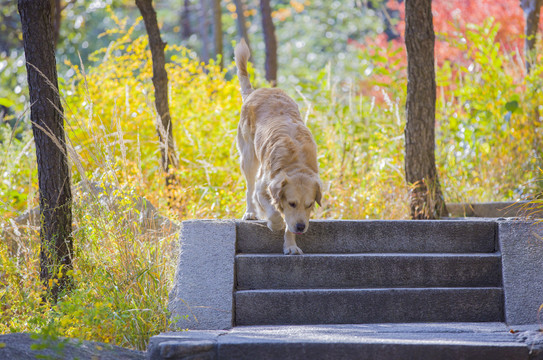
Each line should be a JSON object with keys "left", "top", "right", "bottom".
{"left": 306, "top": 202, "right": 314, "bottom": 209}
{"left": 289, "top": 202, "right": 296, "bottom": 208}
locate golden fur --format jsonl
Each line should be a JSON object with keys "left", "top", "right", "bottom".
{"left": 235, "top": 39, "right": 322, "bottom": 255}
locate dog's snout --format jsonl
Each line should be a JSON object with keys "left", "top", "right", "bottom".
{"left": 296, "top": 223, "right": 306, "bottom": 233}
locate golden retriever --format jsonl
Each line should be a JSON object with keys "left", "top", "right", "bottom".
{"left": 234, "top": 39, "right": 322, "bottom": 255}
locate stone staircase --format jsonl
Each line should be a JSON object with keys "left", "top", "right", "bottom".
{"left": 148, "top": 219, "right": 543, "bottom": 359}
{"left": 235, "top": 220, "right": 503, "bottom": 325}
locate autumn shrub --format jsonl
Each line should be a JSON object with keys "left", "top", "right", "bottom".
{"left": 437, "top": 20, "right": 542, "bottom": 201}
{"left": 0, "top": 145, "right": 178, "bottom": 350}
{"left": 355, "top": 15, "right": 542, "bottom": 202}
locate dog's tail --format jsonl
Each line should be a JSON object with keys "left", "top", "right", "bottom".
{"left": 234, "top": 39, "right": 253, "bottom": 102}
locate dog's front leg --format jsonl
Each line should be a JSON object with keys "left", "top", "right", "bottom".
{"left": 284, "top": 229, "right": 303, "bottom": 255}
{"left": 242, "top": 179, "right": 258, "bottom": 220}
{"left": 240, "top": 151, "right": 258, "bottom": 221}
{"left": 255, "top": 183, "right": 284, "bottom": 232}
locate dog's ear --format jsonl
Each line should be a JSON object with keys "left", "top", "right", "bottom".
{"left": 269, "top": 172, "right": 288, "bottom": 206}
{"left": 315, "top": 180, "right": 322, "bottom": 207}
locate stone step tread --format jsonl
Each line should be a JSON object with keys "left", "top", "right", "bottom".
{"left": 235, "top": 288, "right": 504, "bottom": 325}
{"left": 236, "top": 253, "right": 502, "bottom": 257}
{"left": 148, "top": 324, "right": 533, "bottom": 360}
{"left": 236, "top": 253, "right": 503, "bottom": 289}
{"left": 236, "top": 220, "right": 497, "bottom": 254}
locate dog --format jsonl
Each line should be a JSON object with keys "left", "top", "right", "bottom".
{"left": 234, "top": 39, "right": 322, "bottom": 255}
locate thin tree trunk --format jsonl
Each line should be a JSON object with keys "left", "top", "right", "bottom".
{"left": 234, "top": 0, "right": 251, "bottom": 56}
{"left": 198, "top": 0, "right": 211, "bottom": 63}
{"left": 136, "top": 0, "right": 179, "bottom": 185}
{"left": 520, "top": 0, "right": 542, "bottom": 185}
{"left": 521, "top": 0, "right": 542, "bottom": 73}
{"left": 18, "top": 0, "right": 73, "bottom": 302}
{"left": 181, "top": 0, "right": 192, "bottom": 39}
{"left": 404, "top": 0, "right": 447, "bottom": 219}
{"left": 211, "top": 0, "right": 223, "bottom": 67}
{"left": 260, "top": 0, "right": 277, "bottom": 86}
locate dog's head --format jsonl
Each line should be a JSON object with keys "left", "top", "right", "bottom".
{"left": 269, "top": 171, "right": 322, "bottom": 234}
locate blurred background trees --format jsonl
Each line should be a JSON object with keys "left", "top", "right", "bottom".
{"left": 0, "top": 0, "right": 388, "bottom": 113}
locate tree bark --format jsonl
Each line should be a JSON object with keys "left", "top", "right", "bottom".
{"left": 198, "top": 0, "right": 211, "bottom": 63}
{"left": 18, "top": 0, "right": 73, "bottom": 302}
{"left": 260, "top": 0, "right": 277, "bottom": 86}
{"left": 404, "top": 0, "right": 447, "bottom": 219}
{"left": 181, "top": 0, "right": 192, "bottom": 39}
{"left": 211, "top": 0, "right": 223, "bottom": 68}
{"left": 136, "top": 0, "right": 179, "bottom": 184}
{"left": 521, "top": 0, "right": 542, "bottom": 73}
{"left": 234, "top": 0, "right": 251, "bottom": 56}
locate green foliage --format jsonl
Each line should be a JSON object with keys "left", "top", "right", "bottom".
{"left": 0, "top": 51, "right": 27, "bottom": 113}
{"left": 0, "top": 124, "right": 35, "bottom": 215}
{"left": 272, "top": 0, "right": 384, "bottom": 83}
{"left": 436, "top": 19, "right": 542, "bottom": 200}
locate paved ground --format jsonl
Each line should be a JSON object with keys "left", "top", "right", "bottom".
{"left": 149, "top": 323, "right": 543, "bottom": 360}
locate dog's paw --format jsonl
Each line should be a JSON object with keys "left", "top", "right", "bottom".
{"left": 242, "top": 212, "right": 258, "bottom": 220}
{"left": 283, "top": 245, "right": 303, "bottom": 255}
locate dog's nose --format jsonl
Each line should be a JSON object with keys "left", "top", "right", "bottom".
{"left": 296, "top": 223, "right": 306, "bottom": 233}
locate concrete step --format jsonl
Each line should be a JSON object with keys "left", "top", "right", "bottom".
{"left": 236, "top": 253, "right": 502, "bottom": 290}
{"left": 235, "top": 288, "right": 504, "bottom": 325}
{"left": 147, "top": 323, "right": 536, "bottom": 360}
{"left": 236, "top": 220, "right": 497, "bottom": 254}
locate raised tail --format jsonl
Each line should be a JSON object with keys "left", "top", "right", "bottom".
{"left": 234, "top": 39, "right": 253, "bottom": 102}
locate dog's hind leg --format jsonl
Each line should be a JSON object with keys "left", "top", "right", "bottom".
{"left": 239, "top": 141, "right": 259, "bottom": 220}
{"left": 284, "top": 229, "right": 303, "bottom": 255}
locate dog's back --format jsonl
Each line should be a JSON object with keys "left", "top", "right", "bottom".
{"left": 234, "top": 41, "right": 317, "bottom": 177}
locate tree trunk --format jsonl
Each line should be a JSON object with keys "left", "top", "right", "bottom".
{"left": 211, "top": 0, "right": 223, "bottom": 68}
{"left": 50, "top": 0, "right": 61, "bottom": 48}
{"left": 136, "top": 0, "right": 179, "bottom": 185}
{"left": 234, "top": 0, "right": 251, "bottom": 56}
{"left": 18, "top": 0, "right": 73, "bottom": 302}
{"left": 260, "top": 0, "right": 277, "bottom": 86}
{"left": 404, "top": 0, "right": 447, "bottom": 219}
{"left": 521, "top": 0, "right": 542, "bottom": 73}
{"left": 198, "top": 0, "right": 211, "bottom": 63}
{"left": 181, "top": 0, "right": 192, "bottom": 39}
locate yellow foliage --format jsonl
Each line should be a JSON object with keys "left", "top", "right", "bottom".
{"left": 273, "top": 8, "right": 292, "bottom": 21}
{"left": 290, "top": 0, "right": 305, "bottom": 12}
{"left": 226, "top": 3, "right": 236, "bottom": 12}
